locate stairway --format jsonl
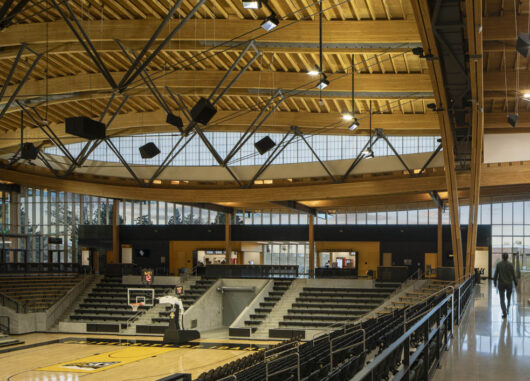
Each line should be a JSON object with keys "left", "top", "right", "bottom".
{"left": 125, "top": 277, "right": 216, "bottom": 334}
{"left": 252, "top": 279, "right": 304, "bottom": 339}
{"left": 50, "top": 274, "right": 102, "bottom": 331}
{"left": 242, "top": 279, "right": 293, "bottom": 333}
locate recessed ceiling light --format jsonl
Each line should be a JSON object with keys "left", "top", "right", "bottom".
{"left": 523, "top": 93, "right": 530, "bottom": 99}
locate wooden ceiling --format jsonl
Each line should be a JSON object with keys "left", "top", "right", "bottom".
{"left": 0, "top": 0, "right": 528, "bottom": 212}
{"left": 0, "top": 0, "right": 431, "bottom": 149}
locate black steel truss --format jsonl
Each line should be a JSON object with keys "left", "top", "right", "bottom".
{"left": 50, "top": 0, "right": 117, "bottom": 89}
{"left": 16, "top": 101, "right": 78, "bottom": 166}
{"left": 118, "top": 0, "right": 207, "bottom": 92}
{"left": 0, "top": 44, "right": 42, "bottom": 121}
{"left": 0, "top": 0, "right": 32, "bottom": 30}
{"left": 292, "top": 126, "right": 337, "bottom": 183}
{"left": 246, "top": 127, "right": 297, "bottom": 188}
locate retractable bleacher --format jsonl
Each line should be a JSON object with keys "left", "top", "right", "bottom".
{"left": 0, "top": 273, "right": 81, "bottom": 312}
{"left": 280, "top": 283, "right": 399, "bottom": 329}
{"left": 69, "top": 275, "right": 170, "bottom": 325}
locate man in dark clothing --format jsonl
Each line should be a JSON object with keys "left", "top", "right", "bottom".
{"left": 494, "top": 253, "right": 518, "bottom": 318}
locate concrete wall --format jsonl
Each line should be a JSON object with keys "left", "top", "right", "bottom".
{"left": 183, "top": 279, "right": 223, "bottom": 331}
{"left": 220, "top": 279, "right": 267, "bottom": 326}
{"left": 0, "top": 275, "right": 94, "bottom": 334}
{"left": 230, "top": 280, "right": 273, "bottom": 328}
{"left": 0, "top": 306, "right": 46, "bottom": 334}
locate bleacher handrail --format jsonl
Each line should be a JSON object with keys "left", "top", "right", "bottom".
{"left": 0, "top": 291, "right": 27, "bottom": 313}
{"left": 0, "top": 315, "right": 9, "bottom": 334}
{"left": 351, "top": 293, "right": 453, "bottom": 380}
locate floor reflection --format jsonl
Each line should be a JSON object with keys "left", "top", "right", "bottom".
{"left": 433, "top": 276, "right": 530, "bottom": 380}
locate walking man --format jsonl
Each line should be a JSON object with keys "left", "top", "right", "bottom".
{"left": 494, "top": 253, "right": 518, "bottom": 319}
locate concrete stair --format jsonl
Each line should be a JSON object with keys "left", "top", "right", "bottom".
{"left": 51, "top": 274, "right": 102, "bottom": 331}
{"left": 252, "top": 279, "right": 305, "bottom": 339}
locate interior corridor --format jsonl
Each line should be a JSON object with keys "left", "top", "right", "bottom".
{"left": 433, "top": 274, "right": 530, "bottom": 381}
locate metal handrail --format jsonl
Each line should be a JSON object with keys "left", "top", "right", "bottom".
{"left": 0, "top": 315, "right": 9, "bottom": 334}
{"left": 0, "top": 291, "right": 26, "bottom": 313}
{"left": 265, "top": 351, "right": 300, "bottom": 381}
{"left": 352, "top": 294, "right": 453, "bottom": 380}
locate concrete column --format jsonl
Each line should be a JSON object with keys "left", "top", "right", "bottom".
{"left": 309, "top": 215, "right": 315, "bottom": 277}
{"left": 225, "top": 213, "right": 232, "bottom": 263}
{"left": 112, "top": 199, "right": 120, "bottom": 264}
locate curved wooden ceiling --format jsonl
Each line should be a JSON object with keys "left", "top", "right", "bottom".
{"left": 0, "top": 0, "right": 527, "bottom": 211}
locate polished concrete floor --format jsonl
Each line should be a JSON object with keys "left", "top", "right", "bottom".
{"left": 433, "top": 274, "right": 530, "bottom": 381}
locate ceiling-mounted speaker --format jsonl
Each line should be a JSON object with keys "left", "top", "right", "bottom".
{"left": 166, "top": 113, "right": 184, "bottom": 133}
{"left": 65, "top": 117, "right": 105, "bottom": 140}
{"left": 254, "top": 136, "right": 276, "bottom": 155}
{"left": 516, "top": 33, "right": 530, "bottom": 58}
{"left": 139, "top": 142, "right": 161, "bottom": 159}
{"left": 190, "top": 97, "right": 217, "bottom": 125}
{"left": 508, "top": 113, "right": 518, "bottom": 128}
{"left": 21, "top": 142, "right": 39, "bottom": 160}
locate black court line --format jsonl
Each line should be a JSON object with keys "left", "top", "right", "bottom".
{"left": 59, "top": 337, "right": 269, "bottom": 350}
{"left": 0, "top": 337, "right": 270, "bottom": 355}
{"left": 0, "top": 339, "right": 61, "bottom": 354}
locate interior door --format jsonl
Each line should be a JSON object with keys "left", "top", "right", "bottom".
{"left": 424, "top": 253, "right": 437, "bottom": 278}
{"left": 383, "top": 252, "right": 392, "bottom": 267}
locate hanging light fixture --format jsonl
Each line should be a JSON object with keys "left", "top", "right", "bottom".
{"left": 242, "top": 0, "right": 261, "bottom": 9}
{"left": 345, "top": 54, "right": 359, "bottom": 131}
{"left": 258, "top": 1, "right": 280, "bottom": 31}
{"left": 363, "top": 100, "right": 374, "bottom": 158}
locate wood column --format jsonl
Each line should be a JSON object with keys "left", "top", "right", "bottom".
{"left": 309, "top": 215, "right": 315, "bottom": 277}
{"left": 411, "top": 0, "right": 464, "bottom": 282}
{"left": 111, "top": 199, "right": 120, "bottom": 264}
{"left": 464, "top": 0, "right": 484, "bottom": 277}
{"left": 225, "top": 213, "right": 232, "bottom": 263}
{"left": 437, "top": 206, "right": 443, "bottom": 268}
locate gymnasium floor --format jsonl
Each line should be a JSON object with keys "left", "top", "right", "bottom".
{"left": 0, "top": 332, "right": 280, "bottom": 380}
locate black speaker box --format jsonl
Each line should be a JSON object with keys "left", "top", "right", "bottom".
{"left": 21, "top": 142, "right": 39, "bottom": 160}
{"left": 190, "top": 98, "right": 217, "bottom": 125}
{"left": 166, "top": 113, "right": 184, "bottom": 132}
{"left": 254, "top": 136, "right": 276, "bottom": 155}
{"left": 139, "top": 142, "right": 161, "bottom": 159}
{"left": 516, "top": 33, "right": 530, "bottom": 58}
{"left": 65, "top": 117, "right": 106, "bottom": 140}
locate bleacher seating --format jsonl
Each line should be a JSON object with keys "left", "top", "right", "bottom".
{"left": 69, "top": 275, "right": 170, "bottom": 324}
{"left": 192, "top": 291, "right": 447, "bottom": 381}
{"left": 0, "top": 274, "right": 81, "bottom": 312}
{"left": 279, "top": 283, "right": 398, "bottom": 329}
{"left": 151, "top": 278, "right": 216, "bottom": 325}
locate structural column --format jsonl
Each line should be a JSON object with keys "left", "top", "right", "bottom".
{"left": 111, "top": 199, "right": 120, "bottom": 264}
{"left": 437, "top": 206, "right": 443, "bottom": 269}
{"left": 309, "top": 215, "right": 315, "bottom": 277}
{"left": 225, "top": 213, "right": 232, "bottom": 264}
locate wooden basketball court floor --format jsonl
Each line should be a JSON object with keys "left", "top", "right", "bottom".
{"left": 0, "top": 332, "right": 280, "bottom": 380}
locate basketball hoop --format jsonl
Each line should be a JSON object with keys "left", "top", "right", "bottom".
{"left": 130, "top": 302, "right": 143, "bottom": 312}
